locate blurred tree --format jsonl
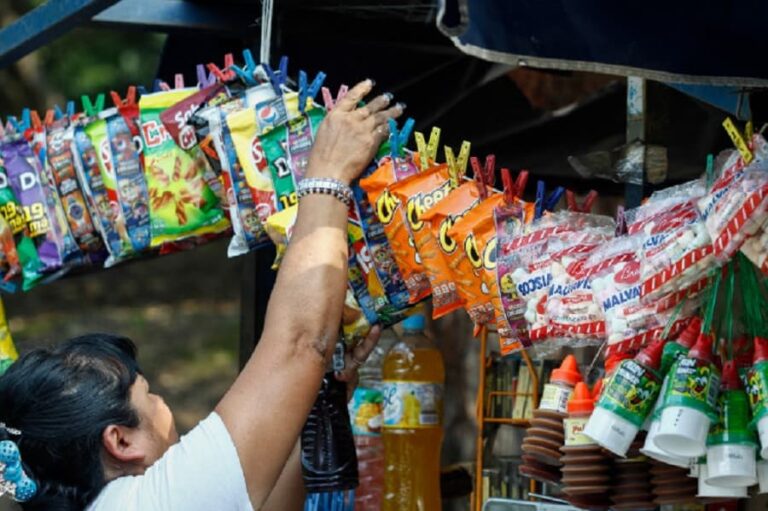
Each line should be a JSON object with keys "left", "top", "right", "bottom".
{"left": 0, "top": 0, "right": 165, "bottom": 115}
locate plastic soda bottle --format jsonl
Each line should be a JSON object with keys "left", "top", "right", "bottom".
{"left": 382, "top": 314, "right": 445, "bottom": 511}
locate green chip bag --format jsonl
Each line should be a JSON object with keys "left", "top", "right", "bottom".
{"left": 138, "top": 89, "right": 229, "bottom": 247}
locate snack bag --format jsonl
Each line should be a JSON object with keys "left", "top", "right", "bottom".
{"left": 0, "top": 160, "right": 41, "bottom": 290}
{"left": 417, "top": 179, "right": 482, "bottom": 317}
{"left": 446, "top": 193, "right": 505, "bottom": 327}
{"left": 226, "top": 84, "right": 285, "bottom": 215}
{"left": 0, "top": 215, "right": 20, "bottom": 285}
{"left": 71, "top": 120, "right": 124, "bottom": 262}
{"left": 22, "top": 117, "right": 83, "bottom": 267}
{"left": 139, "top": 89, "right": 229, "bottom": 247}
{"left": 635, "top": 191, "right": 716, "bottom": 303}
{"left": 544, "top": 226, "right": 614, "bottom": 346}
{"left": 505, "top": 212, "right": 612, "bottom": 343}
{"left": 589, "top": 234, "right": 699, "bottom": 356}
{"left": 264, "top": 205, "right": 298, "bottom": 269}
{"left": 493, "top": 202, "right": 531, "bottom": 354}
{"left": 351, "top": 165, "right": 410, "bottom": 312}
{"left": 258, "top": 107, "right": 325, "bottom": 211}
{"left": 46, "top": 116, "right": 104, "bottom": 260}
{"left": 0, "top": 299, "right": 17, "bottom": 375}
{"left": 697, "top": 135, "right": 768, "bottom": 262}
{"left": 342, "top": 289, "right": 372, "bottom": 345}
{"left": 0, "top": 138, "right": 65, "bottom": 274}
{"left": 375, "top": 163, "right": 455, "bottom": 304}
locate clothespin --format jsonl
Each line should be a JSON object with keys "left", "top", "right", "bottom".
{"left": 746, "top": 120, "right": 754, "bottom": 142}
{"left": 321, "top": 84, "right": 349, "bottom": 110}
{"left": 110, "top": 86, "right": 137, "bottom": 109}
{"left": 263, "top": 55, "right": 289, "bottom": 95}
{"left": 43, "top": 110, "right": 55, "bottom": 127}
{"left": 5, "top": 118, "right": 19, "bottom": 136}
{"left": 152, "top": 79, "right": 170, "bottom": 92}
{"left": 196, "top": 63, "right": 217, "bottom": 88}
{"left": 501, "top": 168, "right": 529, "bottom": 204}
{"left": 414, "top": 127, "right": 440, "bottom": 171}
{"left": 566, "top": 189, "right": 598, "bottom": 213}
{"left": 444, "top": 141, "right": 471, "bottom": 189}
{"left": 723, "top": 117, "right": 753, "bottom": 165}
{"left": 387, "top": 117, "right": 415, "bottom": 163}
{"left": 298, "top": 70, "right": 327, "bottom": 113}
{"left": 705, "top": 153, "right": 715, "bottom": 188}
{"left": 53, "top": 101, "right": 75, "bottom": 121}
{"left": 534, "top": 180, "right": 565, "bottom": 219}
{"left": 174, "top": 73, "right": 185, "bottom": 89}
{"left": 470, "top": 154, "right": 497, "bottom": 199}
{"left": 206, "top": 53, "right": 236, "bottom": 83}
{"left": 81, "top": 94, "right": 106, "bottom": 117}
{"left": 231, "top": 48, "right": 260, "bottom": 86}
{"left": 29, "top": 110, "right": 42, "bottom": 132}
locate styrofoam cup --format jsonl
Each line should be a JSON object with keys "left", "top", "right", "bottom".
{"left": 697, "top": 463, "right": 749, "bottom": 498}
{"left": 640, "top": 418, "right": 692, "bottom": 468}
{"left": 654, "top": 406, "right": 711, "bottom": 458}
{"left": 758, "top": 416, "right": 768, "bottom": 459}
{"left": 758, "top": 460, "right": 768, "bottom": 493}
{"left": 583, "top": 406, "right": 639, "bottom": 457}
{"left": 705, "top": 444, "right": 757, "bottom": 487}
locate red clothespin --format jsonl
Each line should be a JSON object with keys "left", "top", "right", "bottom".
{"left": 566, "top": 189, "right": 598, "bottom": 213}
{"left": 110, "top": 86, "right": 138, "bottom": 108}
{"left": 30, "top": 110, "right": 43, "bottom": 132}
{"left": 207, "top": 53, "right": 236, "bottom": 83}
{"left": 501, "top": 168, "right": 530, "bottom": 204}
{"left": 471, "top": 157, "right": 488, "bottom": 199}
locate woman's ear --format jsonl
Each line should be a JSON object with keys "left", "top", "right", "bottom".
{"left": 102, "top": 424, "right": 145, "bottom": 465}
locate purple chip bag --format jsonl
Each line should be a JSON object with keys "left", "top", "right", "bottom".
{"left": 1, "top": 139, "right": 63, "bottom": 272}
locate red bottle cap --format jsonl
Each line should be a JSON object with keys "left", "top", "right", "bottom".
{"left": 567, "top": 382, "right": 594, "bottom": 414}
{"left": 604, "top": 353, "right": 632, "bottom": 375}
{"left": 754, "top": 336, "right": 768, "bottom": 364}
{"left": 635, "top": 338, "right": 666, "bottom": 370}
{"left": 591, "top": 378, "right": 604, "bottom": 404}
{"left": 721, "top": 360, "right": 742, "bottom": 391}
{"left": 677, "top": 317, "right": 702, "bottom": 349}
{"left": 551, "top": 355, "right": 583, "bottom": 387}
{"left": 688, "top": 332, "right": 715, "bottom": 363}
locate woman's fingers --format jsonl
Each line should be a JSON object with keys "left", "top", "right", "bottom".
{"left": 335, "top": 325, "right": 382, "bottom": 383}
{"left": 356, "top": 93, "right": 394, "bottom": 119}
{"left": 335, "top": 79, "right": 375, "bottom": 112}
{"left": 372, "top": 104, "right": 406, "bottom": 142}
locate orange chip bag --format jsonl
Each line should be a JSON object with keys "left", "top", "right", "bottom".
{"left": 418, "top": 180, "right": 483, "bottom": 318}
{"left": 446, "top": 193, "right": 505, "bottom": 326}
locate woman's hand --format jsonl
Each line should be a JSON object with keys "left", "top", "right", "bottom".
{"left": 306, "top": 80, "right": 404, "bottom": 185}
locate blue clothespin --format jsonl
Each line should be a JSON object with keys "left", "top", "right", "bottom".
{"left": 53, "top": 101, "right": 75, "bottom": 121}
{"left": 388, "top": 118, "right": 400, "bottom": 163}
{"left": 263, "top": 55, "right": 289, "bottom": 95}
{"left": 298, "top": 70, "right": 327, "bottom": 112}
{"left": 535, "top": 181, "right": 565, "bottom": 219}
{"left": 231, "top": 49, "right": 259, "bottom": 86}
{"left": 398, "top": 117, "right": 414, "bottom": 151}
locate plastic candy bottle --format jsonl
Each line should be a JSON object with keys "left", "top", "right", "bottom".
{"left": 539, "top": 355, "right": 583, "bottom": 413}
{"left": 382, "top": 314, "right": 445, "bottom": 511}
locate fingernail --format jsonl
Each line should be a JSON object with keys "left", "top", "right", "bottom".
{"left": 366, "top": 78, "right": 376, "bottom": 87}
{"left": 384, "top": 92, "right": 394, "bottom": 102}
{"left": 397, "top": 102, "right": 407, "bottom": 110}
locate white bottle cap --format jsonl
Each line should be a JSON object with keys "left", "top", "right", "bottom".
{"left": 654, "top": 406, "right": 711, "bottom": 458}
{"left": 583, "top": 406, "right": 639, "bottom": 457}
{"left": 640, "top": 418, "right": 692, "bottom": 468}
{"left": 697, "top": 463, "right": 749, "bottom": 498}
{"left": 705, "top": 444, "right": 757, "bottom": 488}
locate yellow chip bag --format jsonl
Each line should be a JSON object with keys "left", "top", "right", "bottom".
{"left": 0, "top": 298, "right": 17, "bottom": 375}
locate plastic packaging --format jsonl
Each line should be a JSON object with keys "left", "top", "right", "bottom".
{"left": 746, "top": 336, "right": 768, "bottom": 459}
{"left": 655, "top": 333, "right": 721, "bottom": 458}
{"left": 0, "top": 161, "right": 40, "bottom": 290}
{"left": 382, "top": 314, "right": 444, "bottom": 511}
{"left": 0, "top": 298, "right": 18, "bottom": 375}
{"left": 585, "top": 339, "right": 664, "bottom": 456}
{"left": 539, "top": 355, "right": 582, "bottom": 414}
{"left": 301, "top": 372, "right": 359, "bottom": 492}
{"left": 139, "top": 89, "right": 229, "bottom": 246}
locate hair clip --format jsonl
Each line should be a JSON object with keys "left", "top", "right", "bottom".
{"left": 0, "top": 440, "right": 36, "bottom": 502}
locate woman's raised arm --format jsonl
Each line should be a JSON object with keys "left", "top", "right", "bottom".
{"left": 215, "top": 79, "right": 403, "bottom": 510}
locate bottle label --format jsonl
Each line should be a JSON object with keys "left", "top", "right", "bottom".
{"left": 563, "top": 417, "right": 594, "bottom": 446}
{"left": 596, "top": 359, "right": 661, "bottom": 427}
{"left": 746, "top": 360, "right": 768, "bottom": 425}
{"left": 539, "top": 384, "right": 572, "bottom": 413}
{"left": 382, "top": 381, "right": 443, "bottom": 429}
{"left": 349, "top": 387, "right": 383, "bottom": 436}
{"left": 662, "top": 356, "right": 720, "bottom": 421}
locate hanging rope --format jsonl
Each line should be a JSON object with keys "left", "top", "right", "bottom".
{"left": 260, "top": 0, "right": 275, "bottom": 65}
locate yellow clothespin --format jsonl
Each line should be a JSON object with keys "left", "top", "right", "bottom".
{"left": 723, "top": 117, "right": 753, "bottom": 164}
{"left": 444, "top": 141, "right": 471, "bottom": 188}
{"left": 414, "top": 126, "right": 441, "bottom": 171}
{"left": 745, "top": 120, "right": 754, "bottom": 141}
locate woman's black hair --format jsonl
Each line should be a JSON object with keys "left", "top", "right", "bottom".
{"left": 0, "top": 334, "right": 142, "bottom": 511}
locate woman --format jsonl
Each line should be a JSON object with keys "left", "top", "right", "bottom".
{"left": 0, "top": 79, "right": 403, "bottom": 511}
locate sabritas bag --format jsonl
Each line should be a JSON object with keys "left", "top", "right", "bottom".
{"left": 418, "top": 180, "right": 482, "bottom": 318}
{"left": 387, "top": 163, "right": 457, "bottom": 305}
{"left": 446, "top": 193, "right": 505, "bottom": 326}
{"left": 138, "top": 89, "right": 229, "bottom": 247}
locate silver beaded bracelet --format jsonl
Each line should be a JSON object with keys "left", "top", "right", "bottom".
{"left": 296, "top": 177, "right": 354, "bottom": 207}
